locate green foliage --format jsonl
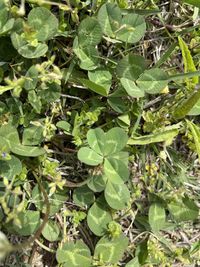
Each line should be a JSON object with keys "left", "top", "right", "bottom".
{"left": 1, "top": 1, "right": 200, "bottom": 266}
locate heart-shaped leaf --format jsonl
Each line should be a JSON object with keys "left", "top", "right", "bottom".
{"left": 97, "top": 3, "right": 122, "bottom": 38}
{"left": 116, "top": 54, "right": 146, "bottom": 80}
{"left": 87, "top": 201, "right": 112, "bottom": 236}
{"left": 87, "top": 128, "right": 105, "bottom": 155}
{"left": 105, "top": 182, "right": 130, "bottom": 210}
{"left": 104, "top": 158, "right": 129, "bottom": 184}
{"left": 116, "top": 14, "right": 146, "bottom": 43}
{"left": 78, "top": 147, "right": 103, "bottom": 166}
{"left": 28, "top": 7, "right": 58, "bottom": 41}
{"left": 56, "top": 241, "right": 91, "bottom": 267}
{"left": 94, "top": 234, "right": 128, "bottom": 263}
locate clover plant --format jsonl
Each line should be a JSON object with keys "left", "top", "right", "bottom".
{"left": 0, "top": 1, "right": 200, "bottom": 266}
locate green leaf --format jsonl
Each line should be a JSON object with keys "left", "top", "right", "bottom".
{"left": 22, "top": 126, "right": 43, "bottom": 146}
{"left": 18, "top": 43, "right": 48, "bottom": 59}
{"left": 105, "top": 182, "right": 130, "bottom": 210}
{"left": 80, "top": 79, "right": 108, "bottom": 97}
{"left": 116, "top": 14, "right": 146, "bottom": 43}
{"left": 87, "top": 128, "right": 105, "bottom": 155}
{"left": 104, "top": 158, "right": 129, "bottom": 184}
{"left": 10, "top": 144, "right": 45, "bottom": 157}
{"left": 88, "top": 68, "right": 112, "bottom": 94}
{"left": 116, "top": 54, "right": 146, "bottom": 80}
{"left": 56, "top": 241, "right": 91, "bottom": 267}
{"left": 0, "top": 125, "right": 20, "bottom": 144}
{"left": 28, "top": 7, "right": 58, "bottom": 41}
{"left": 0, "top": 156, "right": 22, "bottom": 181}
{"left": 42, "top": 220, "right": 60, "bottom": 242}
{"left": 78, "top": 147, "right": 103, "bottom": 166}
{"left": 87, "top": 201, "right": 112, "bottom": 236}
{"left": 78, "top": 17, "right": 102, "bottom": 47}
{"left": 87, "top": 174, "right": 107, "bottom": 192}
{"left": 137, "top": 68, "right": 169, "bottom": 94}
{"left": 56, "top": 121, "right": 71, "bottom": 133}
{"left": 104, "top": 127, "right": 128, "bottom": 155}
{"left": 14, "top": 210, "right": 40, "bottom": 236}
{"left": 148, "top": 203, "right": 166, "bottom": 232}
{"left": 107, "top": 97, "right": 128, "bottom": 113}
{"left": 178, "top": 36, "right": 198, "bottom": 87}
{"left": 183, "top": 0, "right": 200, "bottom": 8}
{"left": 73, "top": 37, "right": 99, "bottom": 70}
{"left": 94, "top": 234, "right": 128, "bottom": 263}
{"left": 73, "top": 185, "right": 95, "bottom": 208}
{"left": 168, "top": 197, "right": 199, "bottom": 222}
{"left": 120, "top": 78, "right": 145, "bottom": 98}
{"left": 97, "top": 3, "right": 122, "bottom": 38}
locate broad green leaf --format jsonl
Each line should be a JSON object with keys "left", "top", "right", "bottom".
{"left": 0, "top": 156, "right": 22, "bottom": 181}
{"left": 56, "top": 121, "right": 71, "bottom": 133}
{"left": 78, "top": 17, "right": 102, "bottom": 47}
{"left": 104, "top": 127, "right": 128, "bottom": 155}
{"left": 105, "top": 182, "right": 130, "bottom": 210}
{"left": 0, "top": 137, "right": 10, "bottom": 154}
{"left": 78, "top": 147, "right": 103, "bottom": 166}
{"left": 148, "top": 203, "right": 166, "bottom": 232}
{"left": 80, "top": 79, "right": 108, "bottom": 97}
{"left": 73, "top": 185, "right": 95, "bottom": 208}
{"left": 73, "top": 37, "right": 99, "bottom": 70}
{"left": 107, "top": 97, "right": 128, "bottom": 113}
{"left": 14, "top": 210, "right": 40, "bottom": 236}
{"left": 183, "top": 0, "right": 200, "bottom": 8}
{"left": 94, "top": 234, "right": 128, "bottom": 263}
{"left": 87, "top": 128, "right": 105, "bottom": 155}
{"left": 116, "top": 14, "right": 146, "bottom": 43}
{"left": 22, "top": 126, "right": 43, "bottom": 146}
{"left": 168, "top": 197, "right": 199, "bottom": 222}
{"left": 178, "top": 36, "right": 198, "bottom": 87}
{"left": 18, "top": 43, "right": 48, "bottom": 59}
{"left": 137, "top": 68, "right": 169, "bottom": 94}
{"left": 116, "top": 54, "right": 146, "bottom": 80}
{"left": 111, "top": 151, "right": 129, "bottom": 166}
{"left": 104, "top": 158, "right": 129, "bottom": 184}
{"left": 10, "top": 144, "right": 45, "bottom": 157}
{"left": 120, "top": 78, "right": 145, "bottom": 98}
{"left": 56, "top": 241, "right": 91, "bottom": 267}
{"left": 97, "top": 3, "right": 122, "bottom": 37}
{"left": 87, "top": 174, "right": 107, "bottom": 192}
{"left": 28, "top": 7, "right": 58, "bottom": 41}
{"left": 87, "top": 201, "right": 112, "bottom": 236}
{"left": 0, "top": 18, "right": 14, "bottom": 36}
{"left": 42, "top": 220, "right": 60, "bottom": 242}
{"left": 88, "top": 68, "right": 112, "bottom": 93}
{"left": 0, "top": 125, "right": 20, "bottom": 144}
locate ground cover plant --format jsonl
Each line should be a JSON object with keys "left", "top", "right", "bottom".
{"left": 0, "top": 0, "right": 200, "bottom": 266}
